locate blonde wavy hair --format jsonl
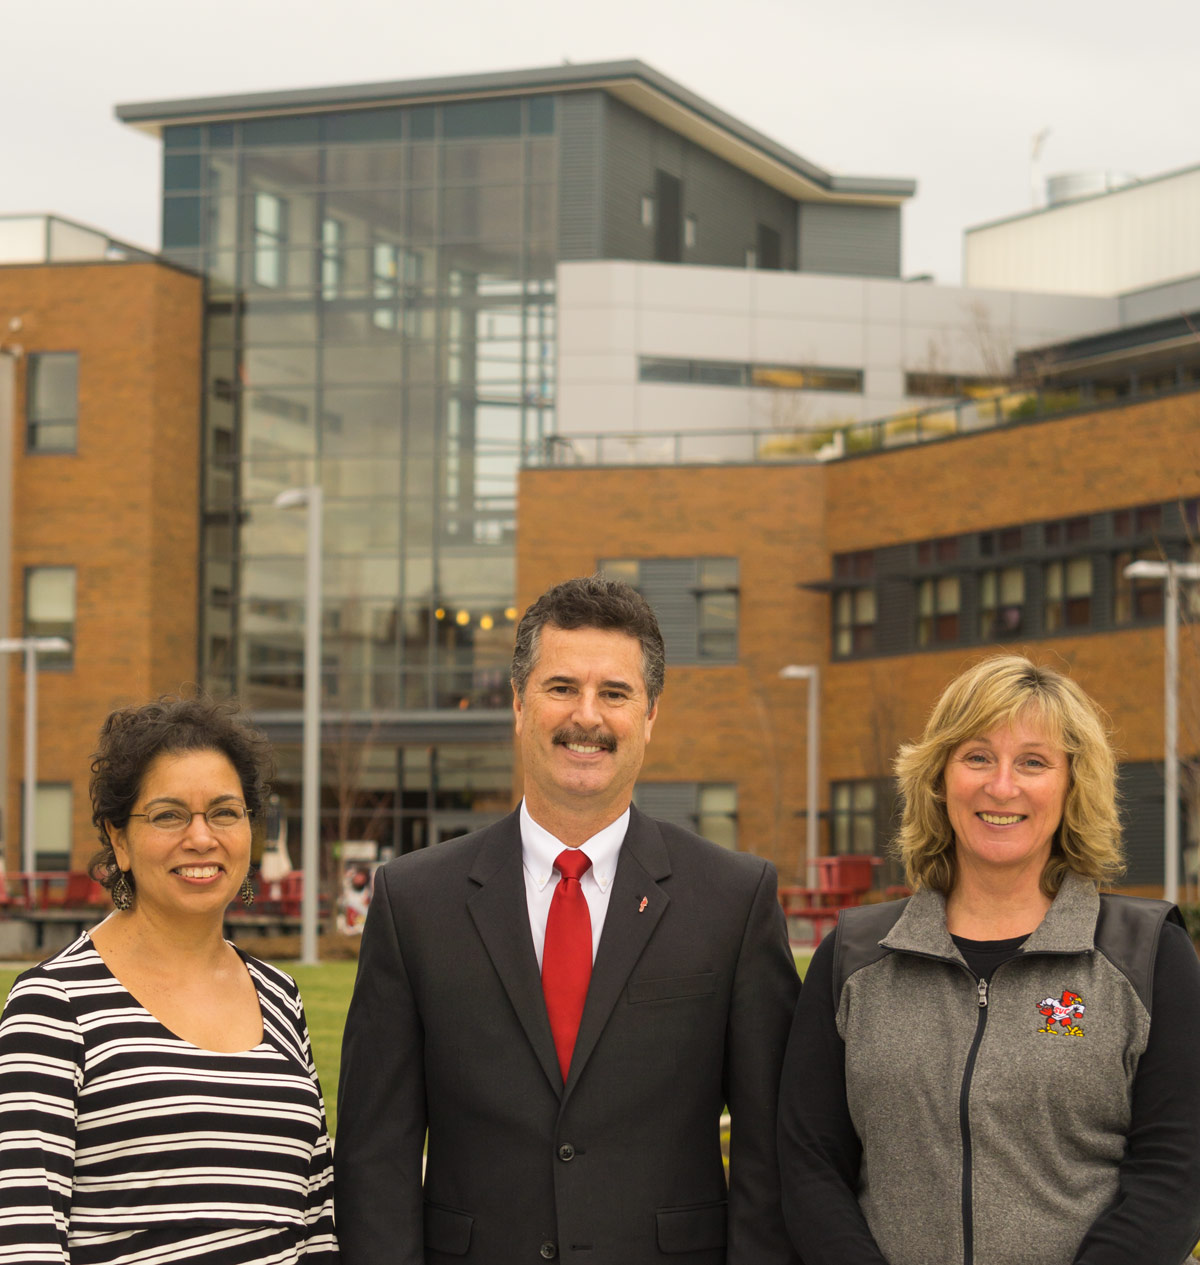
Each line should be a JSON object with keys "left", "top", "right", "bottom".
{"left": 893, "top": 655, "right": 1123, "bottom": 896}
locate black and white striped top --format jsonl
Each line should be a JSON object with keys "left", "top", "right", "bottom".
{"left": 0, "top": 933, "right": 338, "bottom": 1264}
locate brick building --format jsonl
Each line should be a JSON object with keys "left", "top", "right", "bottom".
{"left": 0, "top": 216, "right": 203, "bottom": 873}
{"left": 115, "top": 60, "right": 915, "bottom": 853}
{"left": 518, "top": 384, "right": 1200, "bottom": 896}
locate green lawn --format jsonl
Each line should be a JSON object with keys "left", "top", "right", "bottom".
{"left": 2, "top": 949, "right": 814, "bottom": 1141}
{"left": 0, "top": 959, "right": 358, "bottom": 1136}
{"left": 284, "top": 960, "right": 358, "bottom": 1136}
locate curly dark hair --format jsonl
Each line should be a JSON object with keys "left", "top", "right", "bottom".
{"left": 510, "top": 574, "right": 666, "bottom": 706}
{"left": 88, "top": 695, "right": 274, "bottom": 893}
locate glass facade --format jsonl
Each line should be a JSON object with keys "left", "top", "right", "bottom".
{"left": 161, "top": 96, "right": 560, "bottom": 850}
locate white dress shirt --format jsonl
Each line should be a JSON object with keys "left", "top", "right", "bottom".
{"left": 520, "top": 799, "right": 629, "bottom": 970}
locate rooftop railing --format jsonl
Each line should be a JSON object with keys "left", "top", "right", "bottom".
{"left": 0, "top": 214, "right": 156, "bottom": 266}
{"left": 527, "top": 377, "right": 1200, "bottom": 468}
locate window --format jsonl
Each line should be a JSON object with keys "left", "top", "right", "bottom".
{"left": 979, "top": 527, "right": 1023, "bottom": 557}
{"left": 830, "top": 781, "right": 880, "bottom": 855}
{"left": 696, "top": 558, "right": 738, "bottom": 659}
{"left": 697, "top": 784, "right": 737, "bottom": 850}
{"left": 832, "top": 550, "right": 876, "bottom": 658}
{"left": 683, "top": 215, "right": 698, "bottom": 249}
{"left": 917, "top": 536, "right": 959, "bottom": 566}
{"left": 1045, "top": 516, "right": 1090, "bottom": 548}
{"left": 27, "top": 784, "right": 72, "bottom": 871}
{"left": 750, "top": 365, "right": 863, "bottom": 392}
{"left": 640, "top": 195, "right": 655, "bottom": 228}
{"left": 321, "top": 217, "right": 344, "bottom": 300}
{"left": 829, "top": 779, "right": 903, "bottom": 885}
{"left": 634, "top": 782, "right": 738, "bottom": 850}
{"left": 917, "top": 576, "right": 961, "bottom": 646}
{"left": 639, "top": 357, "right": 862, "bottom": 393}
{"left": 1114, "top": 550, "right": 1165, "bottom": 623}
{"left": 1113, "top": 505, "right": 1163, "bottom": 538}
{"left": 1044, "top": 557, "right": 1092, "bottom": 631}
{"left": 834, "top": 551, "right": 875, "bottom": 582}
{"left": 979, "top": 566, "right": 1025, "bottom": 639}
{"left": 252, "top": 192, "right": 287, "bottom": 288}
{"left": 442, "top": 99, "right": 520, "bottom": 138}
{"left": 905, "top": 372, "right": 1008, "bottom": 399}
{"left": 598, "top": 557, "right": 738, "bottom": 664}
{"left": 639, "top": 357, "right": 694, "bottom": 384}
{"left": 372, "top": 241, "right": 400, "bottom": 329}
{"left": 834, "top": 589, "right": 876, "bottom": 656}
{"left": 26, "top": 352, "right": 78, "bottom": 452}
{"left": 25, "top": 567, "right": 75, "bottom": 667}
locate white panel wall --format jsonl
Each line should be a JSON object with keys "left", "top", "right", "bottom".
{"left": 0, "top": 218, "right": 49, "bottom": 263}
{"left": 965, "top": 167, "right": 1200, "bottom": 296}
{"left": 556, "top": 261, "right": 1118, "bottom": 440}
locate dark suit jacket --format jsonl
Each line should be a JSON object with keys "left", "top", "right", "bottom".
{"left": 335, "top": 805, "right": 800, "bottom": 1265}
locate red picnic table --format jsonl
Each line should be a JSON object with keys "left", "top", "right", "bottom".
{"left": 779, "top": 855, "right": 883, "bottom": 946}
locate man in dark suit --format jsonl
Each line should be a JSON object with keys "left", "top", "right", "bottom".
{"left": 335, "top": 575, "right": 800, "bottom": 1264}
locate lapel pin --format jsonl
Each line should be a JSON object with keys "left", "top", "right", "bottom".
{"left": 638, "top": 897, "right": 648, "bottom": 913}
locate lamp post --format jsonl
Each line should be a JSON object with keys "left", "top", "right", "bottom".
{"left": 1123, "top": 559, "right": 1200, "bottom": 905}
{"left": 0, "top": 636, "right": 71, "bottom": 873}
{"left": 0, "top": 351, "right": 20, "bottom": 870}
{"left": 779, "top": 664, "right": 820, "bottom": 887}
{"left": 275, "top": 486, "right": 323, "bottom": 966}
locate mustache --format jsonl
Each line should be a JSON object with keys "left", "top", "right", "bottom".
{"left": 552, "top": 725, "right": 617, "bottom": 752}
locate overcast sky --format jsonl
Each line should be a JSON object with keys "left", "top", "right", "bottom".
{"left": 4, "top": 0, "right": 1198, "bottom": 284}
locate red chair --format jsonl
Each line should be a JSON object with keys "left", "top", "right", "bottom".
{"left": 780, "top": 856, "right": 885, "bottom": 947}
{"left": 280, "top": 872, "right": 303, "bottom": 917}
{"left": 62, "top": 872, "right": 107, "bottom": 907}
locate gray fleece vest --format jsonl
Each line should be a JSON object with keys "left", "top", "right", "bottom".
{"left": 832, "top": 871, "right": 1183, "bottom": 1265}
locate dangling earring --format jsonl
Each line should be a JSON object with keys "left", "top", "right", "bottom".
{"left": 239, "top": 869, "right": 255, "bottom": 908}
{"left": 112, "top": 870, "right": 134, "bottom": 911}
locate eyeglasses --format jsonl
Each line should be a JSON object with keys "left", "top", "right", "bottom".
{"left": 128, "top": 804, "right": 251, "bottom": 832}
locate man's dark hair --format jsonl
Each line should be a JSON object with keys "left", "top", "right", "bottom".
{"left": 511, "top": 574, "right": 665, "bottom": 706}
{"left": 88, "top": 694, "right": 273, "bottom": 893}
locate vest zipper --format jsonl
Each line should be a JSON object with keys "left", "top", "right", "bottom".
{"left": 958, "top": 975, "right": 989, "bottom": 1265}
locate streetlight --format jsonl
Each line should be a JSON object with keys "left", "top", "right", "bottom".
{"left": 1123, "top": 559, "right": 1200, "bottom": 905}
{"left": 779, "top": 664, "right": 820, "bottom": 887}
{"left": 0, "top": 636, "right": 71, "bottom": 873}
{"left": 275, "top": 485, "right": 323, "bottom": 966}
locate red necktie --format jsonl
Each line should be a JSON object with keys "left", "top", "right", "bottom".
{"left": 542, "top": 848, "right": 593, "bottom": 1082}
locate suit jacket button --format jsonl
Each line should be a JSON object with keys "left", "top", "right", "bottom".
{"left": 557, "top": 1144, "right": 575, "bottom": 1161}
{"left": 539, "top": 1241, "right": 558, "bottom": 1259}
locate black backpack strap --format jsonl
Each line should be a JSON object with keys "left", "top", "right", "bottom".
{"left": 1094, "top": 894, "right": 1184, "bottom": 1014}
{"left": 832, "top": 899, "right": 908, "bottom": 1010}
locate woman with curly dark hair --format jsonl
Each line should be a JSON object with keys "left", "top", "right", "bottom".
{"left": 0, "top": 696, "right": 338, "bottom": 1264}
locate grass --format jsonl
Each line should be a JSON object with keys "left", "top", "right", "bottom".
{"left": 0, "top": 959, "right": 358, "bottom": 1136}
{"left": 2, "top": 949, "right": 814, "bottom": 1142}
{"left": 5, "top": 949, "right": 1196, "bottom": 1257}
{"left": 283, "top": 960, "right": 358, "bottom": 1136}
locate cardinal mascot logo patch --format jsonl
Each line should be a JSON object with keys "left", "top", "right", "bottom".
{"left": 1036, "top": 988, "right": 1085, "bottom": 1036}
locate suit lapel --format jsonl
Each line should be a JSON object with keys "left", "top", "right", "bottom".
{"left": 466, "top": 813, "right": 564, "bottom": 1095}
{"left": 565, "top": 807, "right": 671, "bottom": 1093}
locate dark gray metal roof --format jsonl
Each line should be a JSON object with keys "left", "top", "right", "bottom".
{"left": 116, "top": 59, "right": 915, "bottom": 204}
{"left": 1016, "top": 307, "right": 1200, "bottom": 379}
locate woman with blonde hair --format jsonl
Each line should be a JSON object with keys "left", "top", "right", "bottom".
{"left": 778, "top": 654, "right": 1200, "bottom": 1265}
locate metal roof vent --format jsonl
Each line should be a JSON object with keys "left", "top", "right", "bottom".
{"left": 1045, "top": 170, "right": 1136, "bottom": 206}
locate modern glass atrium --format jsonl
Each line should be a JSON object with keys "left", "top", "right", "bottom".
{"left": 159, "top": 97, "right": 558, "bottom": 848}
{"left": 122, "top": 62, "right": 911, "bottom": 854}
